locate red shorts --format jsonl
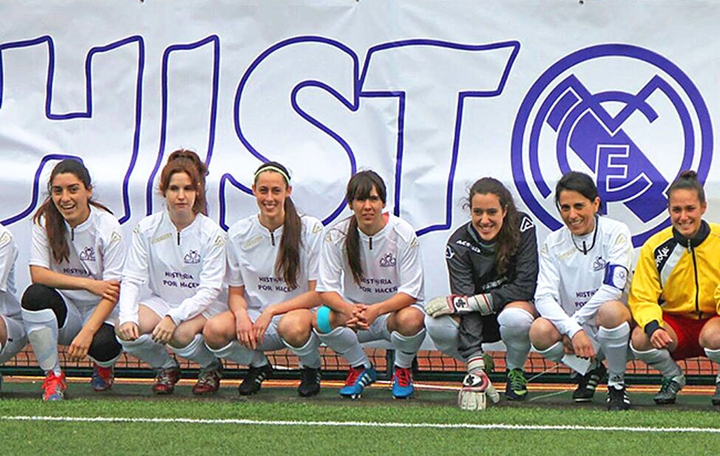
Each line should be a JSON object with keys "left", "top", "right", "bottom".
{"left": 663, "top": 313, "right": 720, "bottom": 360}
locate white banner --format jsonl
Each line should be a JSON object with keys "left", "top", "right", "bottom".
{"left": 0, "top": 0, "right": 718, "bottom": 300}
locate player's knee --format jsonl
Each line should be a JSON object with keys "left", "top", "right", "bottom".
{"left": 88, "top": 324, "right": 123, "bottom": 362}
{"left": 629, "top": 325, "right": 652, "bottom": 350}
{"left": 392, "top": 307, "right": 425, "bottom": 335}
{"left": 596, "top": 300, "right": 630, "bottom": 328}
{"left": 528, "top": 318, "right": 559, "bottom": 349}
{"left": 202, "top": 316, "right": 232, "bottom": 349}
{"left": 171, "top": 323, "right": 199, "bottom": 348}
{"left": 277, "top": 311, "right": 312, "bottom": 346}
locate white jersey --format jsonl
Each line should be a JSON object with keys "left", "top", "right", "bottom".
{"left": 535, "top": 216, "right": 633, "bottom": 337}
{"left": 0, "top": 225, "right": 21, "bottom": 318}
{"left": 226, "top": 214, "right": 323, "bottom": 312}
{"left": 317, "top": 213, "right": 424, "bottom": 305}
{"left": 118, "top": 210, "right": 227, "bottom": 325}
{"left": 29, "top": 208, "right": 125, "bottom": 308}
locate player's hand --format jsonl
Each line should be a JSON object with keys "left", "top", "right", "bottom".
{"left": 345, "top": 304, "right": 366, "bottom": 330}
{"left": 152, "top": 316, "right": 176, "bottom": 345}
{"left": 117, "top": 322, "right": 140, "bottom": 341}
{"left": 353, "top": 304, "right": 380, "bottom": 330}
{"left": 86, "top": 279, "right": 120, "bottom": 302}
{"left": 235, "top": 311, "right": 257, "bottom": 349}
{"left": 650, "top": 328, "right": 673, "bottom": 350}
{"left": 253, "top": 309, "right": 274, "bottom": 344}
{"left": 425, "top": 294, "right": 493, "bottom": 318}
{"left": 67, "top": 328, "right": 94, "bottom": 361}
{"left": 457, "top": 371, "right": 500, "bottom": 410}
{"left": 571, "top": 330, "right": 595, "bottom": 359}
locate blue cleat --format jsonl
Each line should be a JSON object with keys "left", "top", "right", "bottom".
{"left": 391, "top": 366, "right": 415, "bottom": 399}
{"left": 90, "top": 364, "right": 115, "bottom": 392}
{"left": 339, "top": 365, "right": 377, "bottom": 399}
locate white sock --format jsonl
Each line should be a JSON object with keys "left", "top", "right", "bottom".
{"left": 170, "top": 334, "right": 218, "bottom": 369}
{"left": 631, "top": 343, "right": 683, "bottom": 381}
{"left": 283, "top": 331, "right": 321, "bottom": 369}
{"left": 391, "top": 329, "right": 426, "bottom": 369}
{"left": 207, "top": 340, "right": 257, "bottom": 366}
{"left": 315, "top": 327, "right": 369, "bottom": 368}
{"left": 121, "top": 334, "right": 177, "bottom": 370}
{"left": 597, "top": 322, "right": 630, "bottom": 387}
{"left": 498, "top": 307, "right": 533, "bottom": 371}
{"left": 704, "top": 348, "right": 720, "bottom": 384}
{"left": 424, "top": 314, "right": 462, "bottom": 360}
{"left": 22, "top": 308, "right": 61, "bottom": 375}
{"left": 535, "top": 341, "right": 564, "bottom": 363}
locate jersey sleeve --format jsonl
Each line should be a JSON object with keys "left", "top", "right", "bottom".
{"left": 225, "top": 236, "right": 245, "bottom": 288}
{"left": 488, "top": 216, "right": 539, "bottom": 310}
{"left": 166, "top": 232, "right": 226, "bottom": 324}
{"left": 535, "top": 239, "right": 582, "bottom": 338}
{"left": 446, "top": 239, "right": 476, "bottom": 296}
{"left": 629, "top": 241, "right": 665, "bottom": 332}
{"left": 304, "top": 219, "right": 324, "bottom": 282}
{"left": 118, "top": 224, "right": 149, "bottom": 324}
{"left": 316, "top": 230, "right": 344, "bottom": 294}
{"left": 397, "top": 231, "right": 424, "bottom": 302}
{"left": 100, "top": 222, "right": 125, "bottom": 282}
{"left": 0, "top": 229, "right": 16, "bottom": 293}
{"left": 29, "top": 220, "right": 51, "bottom": 269}
{"left": 572, "top": 222, "right": 632, "bottom": 326}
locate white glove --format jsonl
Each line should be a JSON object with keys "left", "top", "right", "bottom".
{"left": 425, "top": 294, "right": 493, "bottom": 318}
{"left": 457, "top": 371, "right": 500, "bottom": 410}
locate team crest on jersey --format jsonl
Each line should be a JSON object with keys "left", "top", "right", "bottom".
{"left": 519, "top": 216, "right": 534, "bottom": 233}
{"left": 592, "top": 256, "right": 606, "bottom": 272}
{"left": 445, "top": 246, "right": 455, "bottom": 260}
{"left": 379, "top": 252, "right": 397, "bottom": 268}
{"left": 79, "top": 246, "right": 96, "bottom": 262}
{"left": 184, "top": 250, "right": 201, "bottom": 264}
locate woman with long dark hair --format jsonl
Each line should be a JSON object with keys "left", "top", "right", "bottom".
{"left": 22, "top": 159, "right": 125, "bottom": 401}
{"left": 314, "top": 170, "right": 426, "bottom": 400}
{"left": 425, "top": 177, "right": 538, "bottom": 410}
{"left": 203, "top": 161, "right": 323, "bottom": 397}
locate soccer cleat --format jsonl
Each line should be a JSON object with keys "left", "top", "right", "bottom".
{"left": 238, "top": 363, "right": 273, "bottom": 396}
{"left": 298, "top": 367, "right": 321, "bottom": 397}
{"left": 572, "top": 362, "right": 606, "bottom": 402}
{"left": 505, "top": 368, "right": 529, "bottom": 401}
{"left": 152, "top": 367, "right": 181, "bottom": 395}
{"left": 192, "top": 363, "right": 223, "bottom": 395}
{"left": 90, "top": 364, "right": 115, "bottom": 392}
{"left": 42, "top": 372, "right": 67, "bottom": 401}
{"left": 712, "top": 382, "right": 720, "bottom": 406}
{"left": 654, "top": 376, "right": 684, "bottom": 405}
{"left": 339, "top": 365, "right": 377, "bottom": 399}
{"left": 391, "top": 366, "right": 415, "bottom": 399}
{"left": 606, "top": 385, "right": 631, "bottom": 411}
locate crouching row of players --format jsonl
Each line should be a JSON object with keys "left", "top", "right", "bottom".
{"left": 1, "top": 152, "right": 718, "bottom": 412}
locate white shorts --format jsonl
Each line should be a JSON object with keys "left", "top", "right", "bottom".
{"left": 355, "top": 303, "right": 424, "bottom": 344}
{"left": 0, "top": 313, "right": 27, "bottom": 364}
{"left": 57, "top": 297, "right": 118, "bottom": 346}
{"left": 247, "top": 309, "right": 285, "bottom": 351}
{"left": 141, "top": 294, "right": 226, "bottom": 322}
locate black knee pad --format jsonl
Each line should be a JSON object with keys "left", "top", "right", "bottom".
{"left": 21, "top": 283, "right": 68, "bottom": 327}
{"left": 88, "top": 323, "right": 122, "bottom": 362}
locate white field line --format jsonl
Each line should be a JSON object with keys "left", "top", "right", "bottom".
{"left": 2, "top": 415, "right": 720, "bottom": 433}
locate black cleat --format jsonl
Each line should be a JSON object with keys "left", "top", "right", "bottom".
{"left": 238, "top": 363, "right": 273, "bottom": 396}
{"left": 298, "top": 367, "right": 321, "bottom": 397}
{"left": 572, "top": 363, "right": 606, "bottom": 402}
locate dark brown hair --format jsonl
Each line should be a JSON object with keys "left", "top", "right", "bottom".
{"left": 464, "top": 177, "right": 520, "bottom": 275}
{"left": 33, "top": 159, "right": 112, "bottom": 263}
{"left": 668, "top": 170, "right": 706, "bottom": 205}
{"left": 159, "top": 149, "right": 208, "bottom": 216}
{"left": 344, "top": 170, "right": 387, "bottom": 285}
{"left": 254, "top": 161, "right": 302, "bottom": 290}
